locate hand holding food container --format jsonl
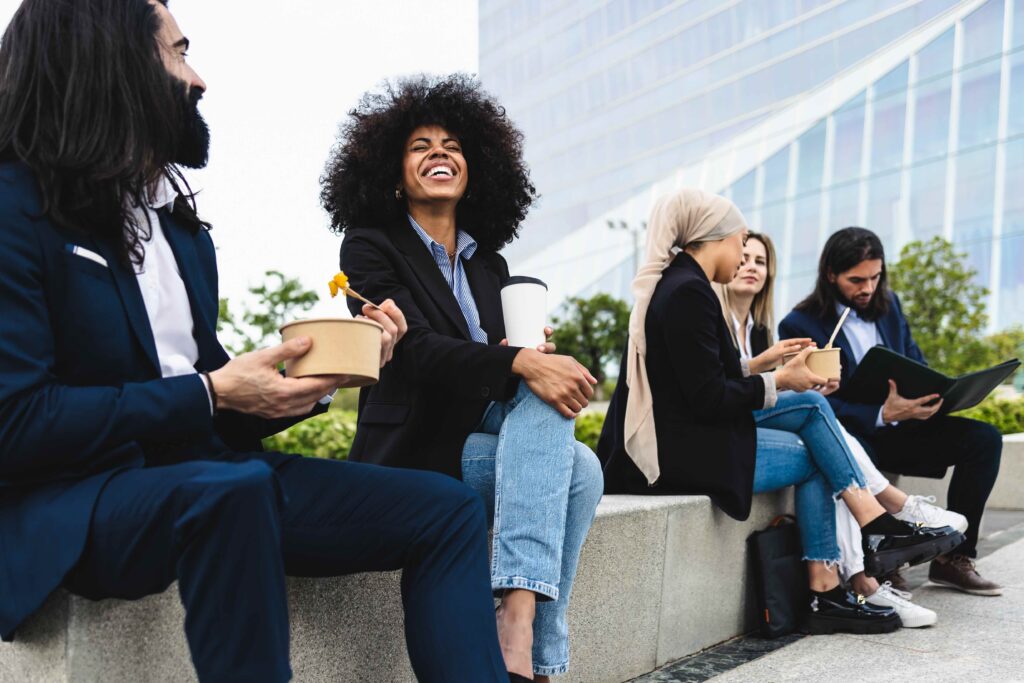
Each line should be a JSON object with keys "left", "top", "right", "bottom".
{"left": 277, "top": 271, "right": 386, "bottom": 384}
{"left": 782, "top": 306, "right": 849, "bottom": 380}
{"left": 500, "top": 276, "right": 549, "bottom": 349}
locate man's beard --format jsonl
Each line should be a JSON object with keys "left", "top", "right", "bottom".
{"left": 173, "top": 80, "right": 210, "bottom": 169}
{"left": 834, "top": 286, "right": 876, "bottom": 319}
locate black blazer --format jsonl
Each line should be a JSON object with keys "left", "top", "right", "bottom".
{"left": 598, "top": 253, "right": 767, "bottom": 520}
{"left": 338, "top": 219, "right": 521, "bottom": 479}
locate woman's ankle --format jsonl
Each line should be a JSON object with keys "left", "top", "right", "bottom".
{"left": 840, "top": 486, "right": 886, "bottom": 525}
{"left": 499, "top": 589, "right": 537, "bottom": 622}
{"left": 806, "top": 560, "right": 840, "bottom": 592}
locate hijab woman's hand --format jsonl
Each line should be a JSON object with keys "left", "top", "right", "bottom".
{"left": 773, "top": 346, "right": 829, "bottom": 392}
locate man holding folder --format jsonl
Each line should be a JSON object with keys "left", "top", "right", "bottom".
{"left": 780, "top": 227, "right": 1003, "bottom": 596}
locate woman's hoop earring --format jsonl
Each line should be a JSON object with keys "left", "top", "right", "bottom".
{"left": 395, "top": 187, "right": 404, "bottom": 200}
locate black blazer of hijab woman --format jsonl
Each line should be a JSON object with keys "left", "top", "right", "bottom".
{"left": 338, "top": 218, "right": 522, "bottom": 480}
{"left": 598, "top": 252, "right": 768, "bottom": 521}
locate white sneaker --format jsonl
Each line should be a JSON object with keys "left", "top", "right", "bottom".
{"left": 894, "top": 495, "right": 969, "bottom": 534}
{"left": 866, "top": 582, "right": 937, "bottom": 628}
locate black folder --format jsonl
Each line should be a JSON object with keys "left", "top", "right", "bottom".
{"left": 845, "top": 346, "right": 1020, "bottom": 415}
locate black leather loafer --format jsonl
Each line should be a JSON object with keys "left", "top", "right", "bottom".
{"left": 804, "top": 589, "right": 901, "bottom": 635}
{"left": 863, "top": 521, "right": 965, "bottom": 577}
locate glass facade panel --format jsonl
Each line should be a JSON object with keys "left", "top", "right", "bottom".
{"left": 832, "top": 93, "right": 866, "bottom": 184}
{"left": 1000, "top": 139, "right": 1024, "bottom": 324}
{"left": 913, "top": 30, "right": 953, "bottom": 162}
{"left": 730, "top": 170, "right": 757, "bottom": 216}
{"left": 866, "top": 63, "right": 908, "bottom": 244}
{"left": 954, "top": 145, "right": 997, "bottom": 286}
{"left": 909, "top": 158, "right": 947, "bottom": 240}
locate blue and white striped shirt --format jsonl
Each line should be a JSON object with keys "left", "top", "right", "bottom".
{"left": 407, "top": 215, "right": 489, "bottom": 344}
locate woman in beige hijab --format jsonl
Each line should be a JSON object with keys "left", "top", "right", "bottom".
{"left": 597, "top": 188, "right": 963, "bottom": 635}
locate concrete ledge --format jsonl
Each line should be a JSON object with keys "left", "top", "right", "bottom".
{"left": 0, "top": 491, "right": 792, "bottom": 683}
{"left": 2, "top": 435, "right": 1019, "bottom": 682}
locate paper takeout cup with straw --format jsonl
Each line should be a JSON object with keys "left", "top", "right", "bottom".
{"left": 783, "top": 348, "right": 842, "bottom": 380}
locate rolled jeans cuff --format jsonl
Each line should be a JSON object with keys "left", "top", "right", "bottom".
{"left": 493, "top": 576, "right": 559, "bottom": 602}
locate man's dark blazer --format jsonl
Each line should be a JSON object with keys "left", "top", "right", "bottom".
{"left": 778, "top": 294, "right": 925, "bottom": 438}
{"left": 598, "top": 253, "right": 766, "bottom": 521}
{"left": 338, "top": 220, "right": 521, "bottom": 480}
{"left": 0, "top": 162, "right": 319, "bottom": 641}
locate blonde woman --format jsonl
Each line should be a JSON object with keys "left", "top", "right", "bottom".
{"left": 721, "top": 232, "right": 968, "bottom": 627}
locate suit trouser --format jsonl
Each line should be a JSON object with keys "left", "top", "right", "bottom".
{"left": 63, "top": 455, "right": 508, "bottom": 683}
{"left": 857, "top": 416, "right": 1002, "bottom": 557}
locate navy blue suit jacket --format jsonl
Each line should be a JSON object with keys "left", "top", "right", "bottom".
{"left": 0, "top": 162, "right": 319, "bottom": 640}
{"left": 778, "top": 294, "right": 926, "bottom": 437}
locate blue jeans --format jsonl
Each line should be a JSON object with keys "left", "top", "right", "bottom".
{"left": 462, "top": 381, "right": 603, "bottom": 676}
{"left": 753, "top": 391, "right": 868, "bottom": 564}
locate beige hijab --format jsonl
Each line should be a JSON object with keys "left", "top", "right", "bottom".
{"left": 623, "top": 188, "right": 748, "bottom": 485}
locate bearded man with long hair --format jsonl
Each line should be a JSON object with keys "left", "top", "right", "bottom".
{"left": 0, "top": 2, "right": 514, "bottom": 681}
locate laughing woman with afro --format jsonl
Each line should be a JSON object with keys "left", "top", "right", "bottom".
{"left": 322, "top": 74, "right": 603, "bottom": 682}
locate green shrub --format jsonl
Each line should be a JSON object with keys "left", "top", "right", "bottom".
{"left": 262, "top": 409, "right": 357, "bottom": 460}
{"left": 957, "top": 396, "right": 1024, "bottom": 435}
{"left": 575, "top": 411, "right": 607, "bottom": 452}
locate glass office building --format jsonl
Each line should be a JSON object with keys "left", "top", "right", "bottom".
{"left": 479, "top": 0, "right": 1024, "bottom": 329}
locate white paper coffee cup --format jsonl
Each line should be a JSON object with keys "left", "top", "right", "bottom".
{"left": 501, "top": 276, "right": 548, "bottom": 349}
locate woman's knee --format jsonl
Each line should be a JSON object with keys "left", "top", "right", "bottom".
{"left": 572, "top": 442, "right": 605, "bottom": 509}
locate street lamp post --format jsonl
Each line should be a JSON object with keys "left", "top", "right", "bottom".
{"left": 607, "top": 219, "right": 647, "bottom": 274}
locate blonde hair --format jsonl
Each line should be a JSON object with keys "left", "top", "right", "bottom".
{"left": 718, "top": 231, "right": 777, "bottom": 348}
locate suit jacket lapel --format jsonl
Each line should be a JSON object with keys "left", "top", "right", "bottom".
{"left": 90, "top": 239, "right": 161, "bottom": 374}
{"left": 159, "top": 210, "right": 224, "bottom": 369}
{"left": 388, "top": 220, "right": 472, "bottom": 340}
{"left": 463, "top": 253, "right": 505, "bottom": 344}
{"left": 877, "top": 310, "right": 896, "bottom": 349}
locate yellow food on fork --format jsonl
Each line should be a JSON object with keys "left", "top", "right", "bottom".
{"left": 327, "top": 271, "right": 379, "bottom": 310}
{"left": 328, "top": 272, "right": 350, "bottom": 298}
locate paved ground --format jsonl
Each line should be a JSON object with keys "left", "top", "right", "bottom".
{"left": 633, "top": 511, "right": 1024, "bottom": 682}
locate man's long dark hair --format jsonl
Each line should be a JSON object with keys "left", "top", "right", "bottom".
{"left": 794, "top": 227, "right": 892, "bottom": 321}
{"left": 0, "top": 0, "right": 206, "bottom": 266}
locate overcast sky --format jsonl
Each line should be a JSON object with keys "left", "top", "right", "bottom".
{"left": 0, "top": 0, "right": 479, "bottom": 320}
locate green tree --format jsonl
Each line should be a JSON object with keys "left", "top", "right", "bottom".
{"left": 218, "top": 271, "right": 320, "bottom": 354}
{"left": 550, "top": 293, "right": 631, "bottom": 392}
{"left": 888, "top": 237, "right": 991, "bottom": 376}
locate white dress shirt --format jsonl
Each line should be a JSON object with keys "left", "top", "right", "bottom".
{"left": 837, "top": 303, "right": 892, "bottom": 428}
{"left": 731, "top": 312, "right": 777, "bottom": 409}
{"left": 129, "top": 181, "right": 331, "bottom": 414}
{"left": 130, "top": 180, "right": 201, "bottom": 379}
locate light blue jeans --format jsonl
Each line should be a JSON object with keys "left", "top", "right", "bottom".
{"left": 461, "top": 381, "right": 603, "bottom": 676}
{"left": 753, "top": 391, "right": 868, "bottom": 563}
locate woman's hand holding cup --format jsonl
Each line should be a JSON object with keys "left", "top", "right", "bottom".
{"left": 501, "top": 326, "right": 556, "bottom": 354}
{"left": 774, "top": 345, "right": 829, "bottom": 392}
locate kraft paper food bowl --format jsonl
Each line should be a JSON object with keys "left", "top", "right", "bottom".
{"left": 784, "top": 348, "right": 842, "bottom": 380}
{"left": 279, "top": 318, "right": 382, "bottom": 385}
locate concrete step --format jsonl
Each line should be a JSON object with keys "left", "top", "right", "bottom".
{"left": 2, "top": 436, "right": 1020, "bottom": 682}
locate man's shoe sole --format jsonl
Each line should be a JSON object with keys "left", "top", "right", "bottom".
{"left": 864, "top": 531, "right": 966, "bottom": 577}
{"left": 803, "top": 612, "right": 902, "bottom": 635}
{"left": 928, "top": 578, "right": 1003, "bottom": 596}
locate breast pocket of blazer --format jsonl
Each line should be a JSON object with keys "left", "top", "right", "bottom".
{"left": 359, "top": 402, "right": 410, "bottom": 425}
{"left": 60, "top": 246, "right": 114, "bottom": 283}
